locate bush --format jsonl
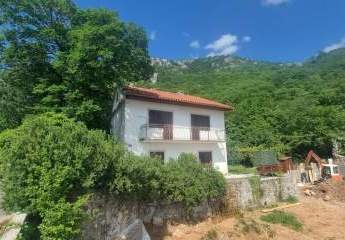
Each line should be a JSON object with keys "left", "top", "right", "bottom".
{"left": 110, "top": 152, "right": 226, "bottom": 208}
{"left": 161, "top": 153, "right": 226, "bottom": 207}
{"left": 260, "top": 210, "right": 303, "bottom": 231}
{"left": 0, "top": 113, "right": 226, "bottom": 239}
{"left": 109, "top": 153, "right": 164, "bottom": 201}
{"left": 0, "top": 113, "right": 124, "bottom": 239}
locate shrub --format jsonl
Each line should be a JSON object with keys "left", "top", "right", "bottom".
{"left": 260, "top": 210, "right": 303, "bottom": 231}
{"left": 0, "top": 114, "right": 226, "bottom": 239}
{"left": 0, "top": 113, "right": 125, "bottom": 239}
{"left": 161, "top": 153, "right": 226, "bottom": 207}
{"left": 110, "top": 152, "right": 226, "bottom": 208}
{"left": 109, "top": 153, "right": 164, "bottom": 201}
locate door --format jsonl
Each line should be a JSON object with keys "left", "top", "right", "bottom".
{"left": 191, "top": 114, "right": 210, "bottom": 140}
{"left": 149, "top": 110, "right": 173, "bottom": 140}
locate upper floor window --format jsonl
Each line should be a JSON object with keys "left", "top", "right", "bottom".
{"left": 191, "top": 114, "right": 210, "bottom": 140}
{"left": 148, "top": 110, "right": 173, "bottom": 140}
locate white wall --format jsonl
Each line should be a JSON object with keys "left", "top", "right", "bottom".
{"left": 122, "top": 99, "right": 228, "bottom": 174}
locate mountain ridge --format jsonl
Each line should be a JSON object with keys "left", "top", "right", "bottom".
{"left": 152, "top": 48, "right": 345, "bottom": 74}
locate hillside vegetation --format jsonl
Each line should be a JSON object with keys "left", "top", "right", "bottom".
{"left": 149, "top": 50, "right": 345, "bottom": 160}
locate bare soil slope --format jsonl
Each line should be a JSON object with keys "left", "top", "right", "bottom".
{"left": 151, "top": 185, "right": 345, "bottom": 240}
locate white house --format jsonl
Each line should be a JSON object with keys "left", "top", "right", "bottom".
{"left": 111, "top": 85, "right": 233, "bottom": 174}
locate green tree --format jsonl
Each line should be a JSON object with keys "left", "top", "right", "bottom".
{"left": 0, "top": 0, "right": 153, "bottom": 130}
{"left": 0, "top": 78, "right": 27, "bottom": 131}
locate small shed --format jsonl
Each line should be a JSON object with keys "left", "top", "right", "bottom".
{"left": 279, "top": 156, "right": 294, "bottom": 173}
{"left": 254, "top": 151, "right": 283, "bottom": 175}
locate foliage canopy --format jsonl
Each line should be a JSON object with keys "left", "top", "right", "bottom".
{"left": 0, "top": 0, "right": 153, "bottom": 130}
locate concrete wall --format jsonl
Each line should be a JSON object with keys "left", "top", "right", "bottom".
{"left": 225, "top": 172, "right": 298, "bottom": 209}
{"left": 115, "top": 98, "right": 228, "bottom": 174}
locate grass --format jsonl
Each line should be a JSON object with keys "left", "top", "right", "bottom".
{"left": 260, "top": 210, "right": 303, "bottom": 231}
{"left": 229, "top": 165, "right": 257, "bottom": 175}
{"left": 235, "top": 217, "right": 276, "bottom": 239}
{"left": 200, "top": 229, "right": 218, "bottom": 240}
{"left": 282, "top": 195, "right": 298, "bottom": 204}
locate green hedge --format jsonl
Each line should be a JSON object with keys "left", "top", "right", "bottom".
{"left": 0, "top": 113, "right": 225, "bottom": 239}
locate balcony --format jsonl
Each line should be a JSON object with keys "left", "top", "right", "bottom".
{"left": 139, "top": 124, "right": 225, "bottom": 142}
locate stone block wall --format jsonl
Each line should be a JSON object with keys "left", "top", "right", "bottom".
{"left": 82, "top": 172, "right": 298, "bottom": 239}
{"left": 225, "top": 172, "right": 298, "bottom": 209}
{"left": 82, "top": 196, "right": 224, "bottom": 240}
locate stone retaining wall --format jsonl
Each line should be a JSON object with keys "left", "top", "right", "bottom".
{"left": 225, "top": 171, "right": 298, "bottom": 209}
{"left": 82, "top": 172, "right": 298, "bottom": 239}
{"left": 82, "top": 196, "right": 224, "bottom": 240}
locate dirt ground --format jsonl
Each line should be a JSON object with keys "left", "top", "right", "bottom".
{"left": 149, "top": 183, "right": 345, "bottom": 240}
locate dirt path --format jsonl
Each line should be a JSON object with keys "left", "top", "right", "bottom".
{"left": 152, "top": 190, "right": 345, "bottom": 240}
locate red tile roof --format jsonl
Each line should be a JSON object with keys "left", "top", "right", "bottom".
{"left": 123, "top": 86, "right": 233, "bottom": 111}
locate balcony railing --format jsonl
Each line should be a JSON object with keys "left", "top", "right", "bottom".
{"left": 139, "top": 124, "right": 225, "bottom": 142}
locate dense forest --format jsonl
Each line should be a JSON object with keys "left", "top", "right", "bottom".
{"left": 148, "top": 49, "right": 345, "bottom": 161}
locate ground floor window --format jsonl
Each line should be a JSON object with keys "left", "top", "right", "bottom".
{"left": 198, "top": 151, "right": 212, "bottom": 165}
{"left": 150, "top": 151, "right": 165, "bottom": 163}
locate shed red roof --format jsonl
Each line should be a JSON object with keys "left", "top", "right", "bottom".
{"left": 123, "top": 86, "right": 233, "bottom": 111}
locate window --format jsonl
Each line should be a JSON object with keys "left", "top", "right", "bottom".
{"left": 150, "top": 151, "right": 165, "bottom": 162}
{"left": 191, "top": 114, "right": 210, "bottom": 140}
{"left": 198, "top": 151, "right": 212, "bottom": 165}
{"left": 149, "top": 110, "right": 173, "bottom": 140}
{"left": 149, "top": 110, "right": 173, "bottom": 126}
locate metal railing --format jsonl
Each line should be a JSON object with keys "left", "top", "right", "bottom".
{"left": 139, "top": 124, "right": 225, "bottom": 142}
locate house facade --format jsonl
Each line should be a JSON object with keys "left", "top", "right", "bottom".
{"left": 111, "top": 86, "right": 232, "bottom": 174}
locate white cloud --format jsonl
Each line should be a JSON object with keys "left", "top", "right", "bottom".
{"left": 205, "top": 34, "right": 239, "bottom": 56}
{"left": 189, "top": 40, "right": 200, "bottom": 49}
{"left": 149, "top": 31, "right": 156, "bottom": 40}
{"left": 262, "top": 0, "right": 289, "bottom": 6}
{"left": 243, "top": 36, "right": 251, "bottom": 42}
{"left": 323, "top": 37, "right": 345, "bottom": 53}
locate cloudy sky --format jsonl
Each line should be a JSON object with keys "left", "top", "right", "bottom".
{"left": 76, "top": 0, "right": 345, "bottom": 62}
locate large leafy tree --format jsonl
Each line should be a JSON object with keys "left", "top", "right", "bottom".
{"left": 0, "top": 0, "right": 153, "bottom": 130}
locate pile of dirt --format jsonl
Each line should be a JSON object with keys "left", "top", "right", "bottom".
{"left": 304, "top": 180, "right": 345, "bottom": 202}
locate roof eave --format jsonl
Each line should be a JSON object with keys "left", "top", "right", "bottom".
{"left": 125, "top": 94, "right": 234, "bottom": 111}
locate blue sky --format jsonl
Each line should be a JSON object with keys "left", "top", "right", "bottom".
{"left": 75, "top": 0, "right": 345, "bottom": 62}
